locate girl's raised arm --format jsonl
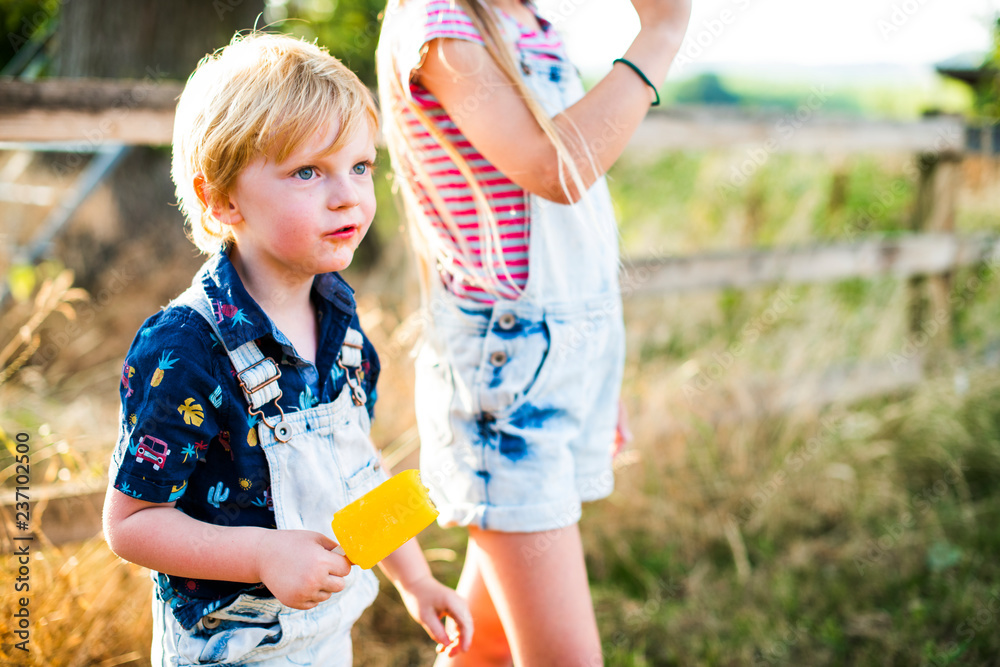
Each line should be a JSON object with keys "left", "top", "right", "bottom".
{"left": 416, "top": 0, "right": 691, "bottom": 204}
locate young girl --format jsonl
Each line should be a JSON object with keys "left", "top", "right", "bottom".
{"left": 377, "top": 0, "right": 690, "bottom": 664}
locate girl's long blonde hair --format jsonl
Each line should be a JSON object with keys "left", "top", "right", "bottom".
{"left": 376, "top": 0, "right": 599, "bottom": 301}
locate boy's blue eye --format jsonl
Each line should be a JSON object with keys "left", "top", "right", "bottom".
{"left": 352, "top": 162, "right": 370, "bottom": 176}
{"left": 294, "top": 167, "right": 315, "bottom": 180}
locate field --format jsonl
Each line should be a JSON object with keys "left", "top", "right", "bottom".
{"left": 2, "top": 142, "right": 1000, "bottom": 666}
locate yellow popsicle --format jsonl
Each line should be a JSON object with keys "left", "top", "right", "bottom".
{"left": 331, "top": 469, "right": 439, "bottom": 569}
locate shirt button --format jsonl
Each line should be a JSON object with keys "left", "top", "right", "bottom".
{"left": 489, "top": 350, "right": 508, "bottom": 367}
{"left": 497, "top": 313, "right": 517, "bottom": 330}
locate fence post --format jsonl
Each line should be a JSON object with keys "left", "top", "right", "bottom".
{"left": 907, "top": 150, "right": 963, "bottom": 369}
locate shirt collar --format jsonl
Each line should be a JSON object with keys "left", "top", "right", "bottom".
{"left": 198, "top": 250, "right": 357, "bottom": 354}
{"left": 523, "top": 1, "right": 552, "bottom": 31}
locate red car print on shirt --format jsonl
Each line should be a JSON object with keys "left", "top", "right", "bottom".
{"left": 136, "top": 435, "right": 171, "bottom": 471}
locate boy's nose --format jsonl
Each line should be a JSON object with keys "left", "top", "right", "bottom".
{"left": 327, "top": 176, "right": 361, "bottom": 209}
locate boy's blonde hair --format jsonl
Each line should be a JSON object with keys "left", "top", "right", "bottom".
{"left": 172, "top": 32, "right": 379, "bottom": 254}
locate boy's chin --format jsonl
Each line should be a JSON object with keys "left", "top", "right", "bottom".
{"left": 322, "top": 249, "right": 359, "bottom": 274}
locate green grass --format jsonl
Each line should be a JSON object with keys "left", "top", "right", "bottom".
{"left": 610, "top": 151, "right": 923, "bottom": 255}
{"left": 658, "top": 73, "right": 975, "bottom": 120}
{"left": 581, "top": 372, "right": 1000, "bottom": 666}
{"left": 578, "top": 149, "right": 1000, "bottom": 665}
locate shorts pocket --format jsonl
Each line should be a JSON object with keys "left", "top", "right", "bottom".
{"left": 344, "top": 456, "right": 385, "bottom": 500}
{"left": 480, "top": 318, "right": 555, "bottom": 417}
{"left": 175, "top": 595, "right": 282, "bottom": 665}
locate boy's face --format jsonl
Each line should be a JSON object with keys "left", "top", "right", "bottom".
{"left": 220, "top": 119, "right": 377, "bottom": 283}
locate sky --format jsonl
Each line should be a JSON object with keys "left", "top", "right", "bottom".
{"left": 535, "top": 0, "right": 1000, "bottom": 78}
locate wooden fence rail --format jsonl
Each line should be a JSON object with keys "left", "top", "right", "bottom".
{"left": 622, "top": 233, "right": 1000, "bottom": 295}
{"left": 0, "top": 78, "right": 182, "bottom": 144}
{"left": 629, "top": 105, "right": 966, "bottom": 155}
{"left": 0, "top": 79, "right": 971, "bottom": 152}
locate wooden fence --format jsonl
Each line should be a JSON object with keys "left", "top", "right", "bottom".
{"left": 0, "top": 78, "right": 993, "bottom": 549}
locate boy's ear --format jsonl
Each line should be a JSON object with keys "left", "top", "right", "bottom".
{"left": 193, "top": 172, "right": 243, "bottom": 226}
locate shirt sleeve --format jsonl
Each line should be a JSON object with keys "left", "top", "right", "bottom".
{"left": 391, "top": 0, "right": 487, "bottom": 91}
{"left": 110, "top": 309, "right": 223, "bottom": 504}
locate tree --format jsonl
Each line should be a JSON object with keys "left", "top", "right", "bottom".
{"left": 1, "top": 0, "right": 59, "bottom": 75}
{"left": 51, "top": 0, "right": 265, "bottom": 289}
{"left": 975, "top": 17, "right": 1000, "bottom": 121}
{"left": 277, "top": 0, "right": 383, "bottom": 88}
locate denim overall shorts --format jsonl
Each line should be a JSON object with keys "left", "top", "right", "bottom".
{"left": 414, "top": 23, "right": 627, "bottom": 533}
{"left": 148, "top": 284, "right": 387, "bottom": 666}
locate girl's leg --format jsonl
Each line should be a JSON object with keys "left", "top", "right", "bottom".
{"left": 470, "top": 523, "right": 604, "bottom": 667}
{"left": 436, "top": 536, "right": 513, "bottom": 667}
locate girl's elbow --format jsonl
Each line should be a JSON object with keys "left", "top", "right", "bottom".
{"left": 554, "top": 185, "right": 584, "bottom": 205}
{"left": 532, "top": 166, "right": 585, "bottom": 205}
{"left": 537, "top": 189, "right": 580, "bottom": 206}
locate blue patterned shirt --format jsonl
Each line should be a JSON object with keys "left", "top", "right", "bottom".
{"left": 110, "top": 250, "right": 379, "bottom": 628}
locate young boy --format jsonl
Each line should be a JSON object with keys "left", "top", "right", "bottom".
{"left": 102, "top": 33, "right": 471, "bottom": 666}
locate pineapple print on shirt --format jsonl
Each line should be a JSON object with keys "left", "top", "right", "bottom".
{"left": 151, "top": 350, "right": 177, "bottom": 387}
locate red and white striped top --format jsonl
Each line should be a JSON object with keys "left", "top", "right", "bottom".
{"left": 392, "top": 0, "right": 568, "bottom": 303}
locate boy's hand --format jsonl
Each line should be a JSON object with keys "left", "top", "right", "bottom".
{"left": 397, "top": 573, "right": 473, "bottom": 657}
{"left": 255, "top": 530, "right": 352, "bottom": 609}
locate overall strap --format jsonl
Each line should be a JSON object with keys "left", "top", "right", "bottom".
{"left": 176, "top": 283, "right": 367, "bottom": 429}
{"left": 182, "top": 292, "right": 283, "bottom": 411}
{"left": 337, "top": 327, "right": 367, "bottom": 406}
{"left": 178, "top": 287, "right": 291, "bottom": 442}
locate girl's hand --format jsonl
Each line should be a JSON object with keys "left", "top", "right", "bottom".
{"left": 631, "top": 0, "right": 692, "bottom": 34}
{"left": 255, "top": 530, "right": 353, "bottom": 610}
{"left": 397, "top": 573, "right": 474, "bottom": 657}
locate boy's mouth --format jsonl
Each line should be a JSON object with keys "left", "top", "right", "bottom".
{"left": 328, "top": 223, "right": 359, "bottom": 238}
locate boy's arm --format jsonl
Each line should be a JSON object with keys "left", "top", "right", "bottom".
{"left": 103, "top": 485, "right": 352, "bottom": 610}
{"left": 378, "top": 539, "right": 473, "bottom": 655}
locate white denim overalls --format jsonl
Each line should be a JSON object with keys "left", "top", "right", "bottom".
{"left": 148, "top": 282, "right": 387, "bottom": 666}
{"left": 415, "top": 12, "right": 627, "bottom": 533}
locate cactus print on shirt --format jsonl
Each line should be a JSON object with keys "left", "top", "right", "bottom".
{"left": 110, "top": 250, "right": 379, "bottom": 628}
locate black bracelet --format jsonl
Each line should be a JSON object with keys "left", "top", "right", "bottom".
{"left": 613, "top": 57, "right": 660, "bottom": 107}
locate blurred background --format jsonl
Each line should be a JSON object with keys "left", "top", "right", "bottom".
{"left": 1, "top": 0, "right": 1000, "bottom": 664}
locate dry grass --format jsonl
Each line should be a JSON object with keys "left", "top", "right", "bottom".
{"left": 0, "top": 535, "right": 153, "bottom": 666}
